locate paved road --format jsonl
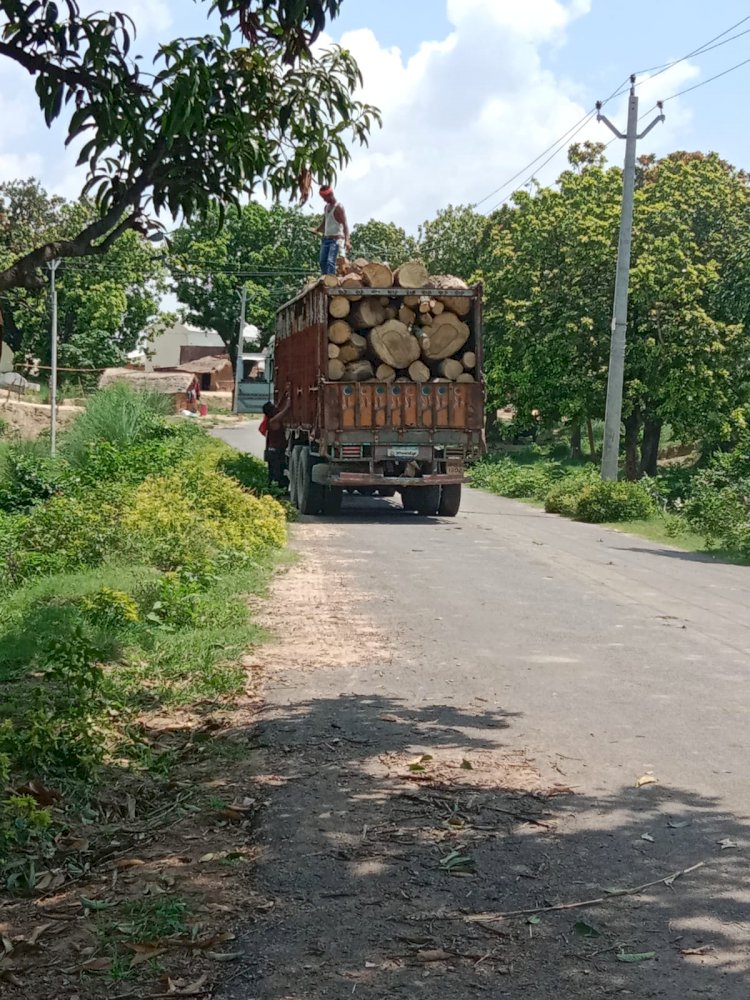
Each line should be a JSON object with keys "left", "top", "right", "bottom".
{"left": 215, "top": 421, "right": 750, "bottom": 999}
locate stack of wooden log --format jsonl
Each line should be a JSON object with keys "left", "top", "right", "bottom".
{"left": 322, "top": 259, "right": 477, "bottom": 384}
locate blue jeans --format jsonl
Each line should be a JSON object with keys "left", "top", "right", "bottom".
{"left": 320, "top": 238, "right": 340, "bottom": 275}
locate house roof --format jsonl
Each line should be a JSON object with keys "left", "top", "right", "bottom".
{"left": 177, "top": 354, "right": 231, "bottom": 374}
{"left": 99, "top": 368, "right": 194, "bottom": 394}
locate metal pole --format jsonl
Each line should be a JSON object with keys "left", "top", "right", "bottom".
{"left": 48, "top": 259, "right": 60, "bottom": 455}
{"left": 233, "top": 285, "right": 247, "bottom": 414}
{"left": 596, "top": 80, "right": 664, "bottom": 481}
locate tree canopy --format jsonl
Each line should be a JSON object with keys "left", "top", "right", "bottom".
{"left": 0, "top": 0, "right": 379, "bottom": 292}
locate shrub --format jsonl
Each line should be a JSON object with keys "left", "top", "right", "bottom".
{"left": 62, "top": 383, "right": 172, "bottom": 467}
{"left": 0, "top": 440, "right": 68, "bottom": 513}
{"left": 684, "top": 438, "right": 750, "bottom": 556}
{"left": 571, "top": 479, "right": 656, "bottom": 523}
{"left": 470, "top": 457, "right": 566, "bottom": 500}
{"left": 123, "top": 468, "right": 286, "bottom": 571}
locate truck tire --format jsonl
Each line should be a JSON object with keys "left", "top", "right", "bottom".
{"left": 400, "top": 487, "right": 417, "bottom": 511}
{"left": 298, "top": 447, "right": 325, "bottom": 515}
{"left": 438, "top": 484, "right": 462, "bottom": 517}
{"left": 288, "top": 446, "right": 302, "bottom": 508}
{"left": 414, "top": 485, "right": 441, "bottom": 516}
{"left": 323, "top": 487, "right": 343, "bottom": 515}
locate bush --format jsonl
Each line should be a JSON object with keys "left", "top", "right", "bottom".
{"left": 123, "top": 467, "right": 286, "bottom": 572}
{"left": 62, "top": 383, "right": 172, "bottom": 468}
{"left": 0, "top": 440, "right": 68, "bottom": 513}
{"left": 470, "top": 457, "right": 566, "bottom": 500}
{"left": 684, "top": 438, "right": 750, "bottom": 556}
{"left": 570, "top": 479, "right": 656, "bottom": 523}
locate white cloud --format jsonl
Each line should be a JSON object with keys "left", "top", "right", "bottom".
{"left": 326, "top": 0, "right": 599, "bottom": 230}
{"left": 78, "top": 0, "right": 173, "bottom": 38}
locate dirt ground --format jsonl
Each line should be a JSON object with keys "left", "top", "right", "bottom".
{"left": 0, "top": 398, "right": 83, "bottom": 439}
{"left": 2, "top": 523, "right": 746, "bottom": 999}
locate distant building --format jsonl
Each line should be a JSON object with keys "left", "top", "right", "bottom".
{"left": 98, "top": 368, "right": 197, "bottom": 412}
{"left": 145, "top": 321, "right": 225, "bottom": 370}
{"left": 177, "top": 354, "right": 234, "bottom": 392}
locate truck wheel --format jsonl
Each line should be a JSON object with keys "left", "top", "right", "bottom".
{"left": 414, "top": 485, "right": 441, "bottom": 516}
{"left": 400, "top": 487, "right": 416, "bottom": 511}
{"left": 288, "top": 446, "right": 302, "bottom": 508}
{"left": 298, "top": 447, "right": 325, "bottom": 515}
{"left": 323, "top": 488, "right": 343, "bottom": 515}
{"left": 438, "top": 484, "right": 462, "bottom": 517}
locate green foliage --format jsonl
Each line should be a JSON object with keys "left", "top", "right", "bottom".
{"left": 470, "top": 456, "right": 566, "bottom": 500}
{"left": 418, "top": 203, "right": 494, "bottom": 280}
{"left": 0, "top": 793, "right": 53, "bottom": 869}
{"left": 349, "top": 219, "right": 418, "bottom": 267}
{"left": 0, "top": 180, "right": 165, "bottom": 360}
{"left": 123, "top": 467, "right": 286, "bottom": 572}
{"left": 80, "top": 587, "right": 140, "bottom": 631}
{"left": 62, "top": 383, "right": 172, "bottom": 468}
{"left": 570, "top": 480, "right": 656, "bottom": 523}
{"left": 684, "top": 438, "right": 750, "bottom": 556}
{"left": 0, "top": 439, "right": 67, "bottom": 512}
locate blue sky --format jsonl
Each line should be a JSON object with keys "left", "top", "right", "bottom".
{"left": 1, "top": 0, "right": 749, "bottom": 231}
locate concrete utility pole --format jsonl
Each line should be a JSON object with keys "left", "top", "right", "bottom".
{"left": 48, "top": 259, "right": 60, "bottom": 455}
{"left": 233, "top": 285, "right": 248, "bottom": 414}
{"left": 597, "top": 77, "right": 664, "bottom": 481}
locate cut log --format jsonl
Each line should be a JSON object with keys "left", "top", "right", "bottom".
{"left": 428, "top": 274, "right": 471, "bottom": 317}
{"left": 328, "top": 320, "right": 353, "bottom": 345}
{"left": 431, "top": 300, "right": 445, "bottom": 315}
{"left": 462, "top": 351, "right": 476, "bottom": 370}
{"left": 329, "top": 296, "right": 351, "bottom": 319}
{"left": 438, "top": 358, "right": 464, "bottom": 380}
{"left": 421, "top": 314, "right": 471, "bottom": 361}
{"left": 339, "top": 273, "right": 363, "bottom": 301}
{"left": 322, "top": 274, "right": 340, "bottom": 287}
{"left": 328, "top": 343, "right": 341, "bottom": 359}
{"left": 384, "top": 306, "right": 398, "bottom": 321}
{"left": 361, "top": 262, "right": 393, "bottom": 288}
{"left": 351, "top": 299, "right": 386, "bottom": 329}
{"left": 403, "top": 295, "right": 420, "bottom": 308}
{"left": 343, "top": 360, "right": 374, "bottom": 382}
{"left": 399, "top": 305, "right": 416, "bottom": 326}
{"left": 408, "top": 360, "right": 430, "bottom": 383}
{"left": 395, "top": 260, "right": 429, "bottom": 288}
{"left": 376, "top": 363, "right": 396, "bottom": 383}
{"left": 352, "top": 257, "right": 369, "bottom": 273}
{"left": 369, "top": 320, "right": 422, "bottom": 369}
{"left": 418, "top": 312, "right": 433, "bottom": 326}
{"left": 456, "top": 372, "right": 475, "bottom": 383}
{"left": 418, "top": 297, "right": 432, "bottom": 314}
{"left": 339, "top": 341, "right": 364, "bottom": 364}
{"left": 328, "top": 359, "right": 345, "bottom": 380}
{"left": 378, "top": 295, "right": 390, "bottom": 306}
{"left": 350, "top": 332, "right": 367, "bottom": 351}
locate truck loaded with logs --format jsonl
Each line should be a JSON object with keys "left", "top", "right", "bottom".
{"left": 274, "top": 258, "right": 485, "bottom": 516}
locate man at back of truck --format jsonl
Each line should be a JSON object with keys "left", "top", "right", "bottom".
{"left": 260, "top": 388, "right": 291, "bottom": 489}
{"left": 312, "top": 185, "right": 350, "bottom": 275}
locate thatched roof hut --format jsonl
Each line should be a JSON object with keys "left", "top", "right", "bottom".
{"left": 176, "top": 354, "right": 233, "bottom": 391}
{"left": 98, "top": 368, "right": 196, "bottom": 410}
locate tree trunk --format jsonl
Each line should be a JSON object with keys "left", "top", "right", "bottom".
{"left": 640, "top": 417, "right": 662, "bottom": 478}
{"left": 420, "top": 313, "right": 470, "bottom": 360}
{"left": 437, "top": 358, "right": 464, "bottom": 380}
{"left": 586, "top": 417, "right": 597, "bottom": 463}
{"left": 407, "top": 360, "right": 430, "bottom": 383}
{"left": 329, "top": 296, "right": 351, "bottom": 318}
{"left": 569, "top": 423, "right": 583, "bottom": 460}
{"left": 360, "top": 262, "right": 393, "bottom": 288}
{"left": 624, "top": 411, "right": 641, "bottom": 481}
{"left": 395, "top": 260, "right": 429, "bottom": 288}
{"left": 343, "top": 359, "right": 374, "bottom": 381}
{"left": 328, "top": 320, "right": 353, "bottom": 344}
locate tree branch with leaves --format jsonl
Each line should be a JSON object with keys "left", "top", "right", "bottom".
{"left": 0, "top": 0, "right": 380, "bottom": 292}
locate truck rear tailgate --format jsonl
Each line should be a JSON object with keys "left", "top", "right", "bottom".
{"left": 322, "top": 380, "right": 484, "bottom": 432}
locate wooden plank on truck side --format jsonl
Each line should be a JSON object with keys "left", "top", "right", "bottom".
{"left": 358, "top": 382, "right": 374, "bottom": 427}
{"left": 434, "top": 383, "right": 450, "bottom": 427}
{"left": 342, "top": 385, "right": 356, "bottom": 430}
{"left": 374, "top": 384, "right": 388, "bottom": 428}
{"left": 418, "top": 384, "right": 434, "bottom": 427}
{"left": 449, "top": 383, "right": 467, "bottom": 428}
{"left": 402, "top": 382, "right": 418, "bottom": 428}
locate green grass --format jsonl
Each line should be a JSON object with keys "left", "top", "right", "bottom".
{"left": 600, "top": 517, "right": 750, "bottom": 564}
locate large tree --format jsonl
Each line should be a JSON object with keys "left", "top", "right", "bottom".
{"left": 483, "top": 146, "right": 750, "bottom": 474}
{"left": 170, "top": 202, "right": 320, "bottom": 352}
{"left": 418, "top": 203, "right": 494, "bottom": 281}
{"left": 1, "top": 179, "right": 164, "bottom": 370}
{"left": 0, "top": 1, "right": 379, "bottom": 292}
{"left": 349, "top": 219, "right": 417, "bottom": 267}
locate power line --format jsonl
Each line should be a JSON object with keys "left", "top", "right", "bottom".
{"left": 634, "top": 14, "right": 750, "bottom": 79}
{"left": 475, "top": 13, "right": 750, "bottom": 215}
{"left": 646, "top": 53, "right": 750, "bottom": 112}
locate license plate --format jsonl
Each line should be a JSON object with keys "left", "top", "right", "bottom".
{"left": 446, "top": 463, "right": 463, "bottom": 476}
{"left": 388, "top": 446, "right": 419, "bottom": 459}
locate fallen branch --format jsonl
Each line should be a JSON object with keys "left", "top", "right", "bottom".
{"left": 408, "top": 861, "right": 706, "bottom": 924}
{"left": 464, "top": 861, "right": 706, "bottom": 923}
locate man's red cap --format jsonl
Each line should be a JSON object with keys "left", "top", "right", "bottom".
{"left": 319, "top": 185, "right": 333, "bottom": 197}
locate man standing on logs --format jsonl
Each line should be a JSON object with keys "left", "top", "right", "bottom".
{"left": 312, "top": 185, "right": 350, "bottom": 275}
